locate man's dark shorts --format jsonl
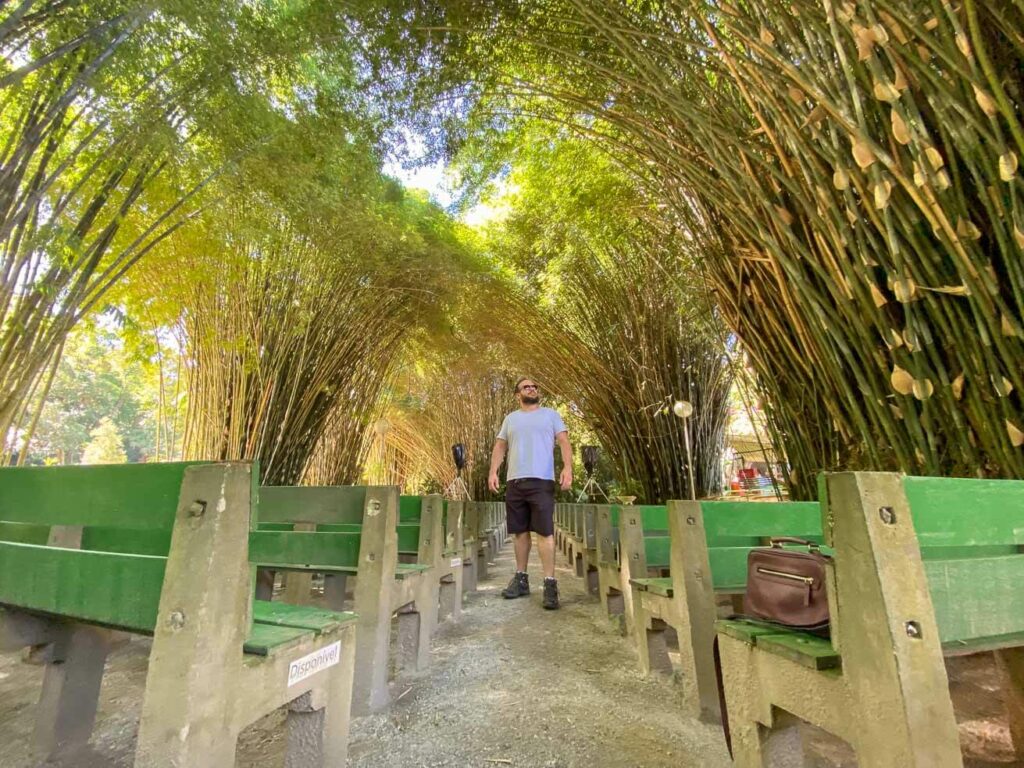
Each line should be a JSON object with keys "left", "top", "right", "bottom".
{"left": 506, "top": 478, "right": 556, "bottom": 537}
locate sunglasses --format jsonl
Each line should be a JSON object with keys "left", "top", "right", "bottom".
{"left": 519, "top": 384, "right": 539, "bottom": 392}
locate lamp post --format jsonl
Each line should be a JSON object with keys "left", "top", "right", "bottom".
{"left": 672, "top": 400, "right": 696, "bottom": 501}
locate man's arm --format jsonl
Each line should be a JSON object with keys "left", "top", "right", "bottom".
{"left": 556, "top": 431, "right": 573, "bottom": 491}
{"left": 488, "top": 438, "right": 507, "bottom": 493}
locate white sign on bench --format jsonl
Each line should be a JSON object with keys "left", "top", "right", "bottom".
{"left": 287, "top": 641, "right": 342, "bottom": 687}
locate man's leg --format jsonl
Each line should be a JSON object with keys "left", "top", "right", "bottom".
{"left": 501, "top": 482, "right": 532, "bottom": 599}
{"left": 514, "top": 531, "right": 532, "bottom": 571}
{"left": 531, "top": 480, "right": 560, "bottom": 609}
{"left": 537, "top": 534, "right": 555, "bottom": 579}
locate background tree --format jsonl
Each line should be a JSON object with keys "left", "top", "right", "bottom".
{"left": 80, "top": 416, "right": 128, "bottom": 464}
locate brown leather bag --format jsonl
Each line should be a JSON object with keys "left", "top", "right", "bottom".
{"left": 742, "top": 537, "right": 831, "bottom": 634}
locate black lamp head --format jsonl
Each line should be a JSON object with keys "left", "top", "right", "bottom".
{"left": 451, "top": 443, "right": 467, "bottom": 471}
{"left": 582, "top": 445, "right": 598, "bottom": 476}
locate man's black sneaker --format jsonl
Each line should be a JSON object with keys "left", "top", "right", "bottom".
{"left": 502, "top": 571, "right": 529, "bottom": 599}
{"left": 542, "top": 577, "right": 560, "bottom": 610}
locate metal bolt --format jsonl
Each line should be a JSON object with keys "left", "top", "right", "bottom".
{"left": 905, "top": 620, "right": 922, "bottom": 639}
{"left": 188, "top": 501, "right": 206, "bottom": 518}
{"left": 167, "top": 610, "right": 186, "bottom": 631}
{"left": 367, "top": 553, "right": 376, "bottom": 562}
{"left": 879, "top": 507, "right": 896, "bottom": 525}
{"left": 368, "top": 499, "right": 382, "bottom": 515}
{"left": 632, "top": 553, "right": 639, "bottom": 560}
{"left": 686, "top": 516, "right": 696, "bottom": 525}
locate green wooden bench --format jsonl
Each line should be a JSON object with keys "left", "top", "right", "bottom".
{"left": 626, "top": 498, "right": 820, "bottom": 719}
{"left": 0, "top": 462, "right": 356, "bottom": 767}
{"left": 594, "top": 504, "right": 669, "bottom": 633}
{"left": 555, "top": 502, "right": 601, "bottom": 593}
{"left": 716, "top": 472, "right": 1024, "bottom": 766}
{"left": 402, "top": 494, "right": 463, "bottom": 621}
{"left": 253, "top": 485, "right": 443, "bottom": 713}
{"left": 445, "top": 499, "right": 479, "bottom": 593}
{"left": 462, "top": 501, "right": 500, "bottom": 581}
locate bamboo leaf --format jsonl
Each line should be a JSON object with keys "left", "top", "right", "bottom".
{"left": 891, "top": 365, "right": 914, "bottom": 395}
{"left": 1008, "top": 421, "right": 1024, "bottom": 448}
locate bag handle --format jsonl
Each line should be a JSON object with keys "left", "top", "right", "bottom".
{"left": 769, "top": 536, "right": 820, "bottom": 551}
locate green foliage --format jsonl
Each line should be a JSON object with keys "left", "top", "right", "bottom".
{"left": 80, "top": 418, "right": 129, "bottom": 465}
{"left": 23, "top": 324, "right": 177, "bottom": 464}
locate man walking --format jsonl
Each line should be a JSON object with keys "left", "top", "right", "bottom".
{"left": 488, "top": 376, "right": 573, "bottom": 609}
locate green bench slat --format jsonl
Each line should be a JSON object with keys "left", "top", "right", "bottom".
{"left": 636, "top": 505, "right": 668, "bottom": 530}
{"left": 905, "top": 476, "right": 1024, "bottom": 547}
{"left": 942, "top": 630, "right": 1024, "bottom": 656}
{"left": 925, "top": 555, "right": 1024, "bottom": 643}
{"left": 632, "top": 577, "right": 673, "bottom": 597}
{"left": 399, "top": 496, "right": 422, "bottom": 523}
{"left": 0, "top": 522, "right": 49, "bottom": 544}
{"left": 920, "top": 545, "right": 1020, "bottom": 560}
{"left": 395, "top": 563, "right": 431, "bottom": 579}
{"left": 702, "top": 501, "right": 821, "bottom": 540}
{"left": 244, "top": 622, "right": 314, "bottom": 657}
{"left": 248, "top": 531, "right": 360, "bottom": 570}
{"left": 0, "top": 541, "right": 164, "bottom": 632}
{"left": 716, "top": 619, "right": 840, "bottom": 670}
{"left": 81, "top": 527, "right": 171, "bottom": 556}
{"left": 756, "top": 633, "right": 841, "bottom": 670}
{"left": 643, "top": 536, "right": 670, "bottom": 568}
{"left": 708, "top": 547, "right": 753, "bottom": 590}
{"left": 0, "top": 462, "right": 204, "bottom": 528}
{"left": 251, "top": 600, "right": 356, "bottom": 635}
{"left": 716, "top": 618, "right": 785, "bottom": 644}
{"left": 396, "top": 524, "right": 421, "bottom": 554}
{"left": 258, "top": 485, "right": 367, "bottom": 525}
{"left": 257, "top": 522, "right": 421, "bottom": 554}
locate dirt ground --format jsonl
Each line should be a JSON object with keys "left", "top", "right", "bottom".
{"left": 0, "top": 543, "right": 1021, "bottom": 767}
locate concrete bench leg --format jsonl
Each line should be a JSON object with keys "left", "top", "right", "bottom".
{"left": 285, "top": 669, "right": 352, "bottom": 768}
{"left": 33, "top": 624, "right": 118, "bottom": 761}
{"left": 323, "top": 574, "right": 348, "bottom": 611}
{"left": 605, "top": 588, "right": 626, "bottom": 635}
{"left": 255, "top": 567, "right": 276, "bottom": 601}
{"left": 630, "top": 587, "right": 670, "bottom": 675}
{"left": 462, "top": 558, "right": 478, "bottom": 592}
{"left": 730, "top": 715, "right": 806, "bottom": 768}
{"left": 477, "top": 547, "right": 489, "bottom": 581}
{"left": 574, "top": 551, "right": 584, "bottom": 578}
{"left": 397, "top": 607, "right": 428, "bottom": 673}
{"left": 439, "top": 576, "right": 460, "bottom": 621}
{"left": 996, "top": 647, "right": 1024, "bottom": 758}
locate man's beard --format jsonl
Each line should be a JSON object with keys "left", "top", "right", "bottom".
{"left": 521, "top": 395, "right": 540, "bottom": 405}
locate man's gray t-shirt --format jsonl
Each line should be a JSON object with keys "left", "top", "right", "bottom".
{"left": 497, "top": 407, "right": 567, "bottom": 481}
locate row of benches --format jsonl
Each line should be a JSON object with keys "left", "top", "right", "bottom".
{"left": 556, "top": 473, "right": 1024, "bottom": 766}
{"left": 0, "top": 463, "right": 508, "bottom": 767}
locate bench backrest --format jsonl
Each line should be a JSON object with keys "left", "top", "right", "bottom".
{"left": 700, "top": 501, "right": 822, "bottom": 590}
{"left": 901, "top": 476, "right": 1024, "bottom": 646}
{"left": 0, "top": 462, "right": 253, "bottom": 634}
{"left": 252, "top": 485, "right": 399, "bottom": 571}
{"left": 0, "top": 462, "right": 207, "bottom": 530}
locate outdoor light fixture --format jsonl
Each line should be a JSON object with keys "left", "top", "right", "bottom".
{"left": 577, "top": 444, "right": 609, "bottom": 502}
{"left": 446, "top": 442, "right": 472, "bottom": 501}
{"left": 672, "top": 399, "right": 697, "bottom": 501}
{"left": 451, "top": 443, "right": 467, "bottom": 471}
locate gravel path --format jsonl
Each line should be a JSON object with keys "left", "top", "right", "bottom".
{"left": 344, "top": 542, "right": 732, "bottom": 768}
